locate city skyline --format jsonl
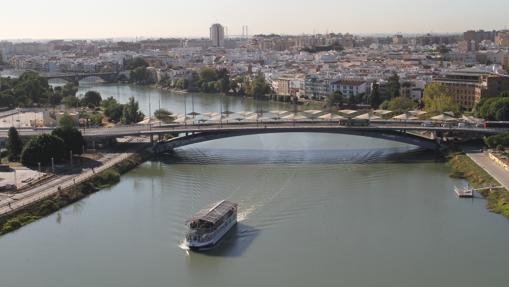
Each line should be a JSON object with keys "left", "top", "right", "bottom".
{"left": 1, "top": 0, "right": 508, "bottom": 40}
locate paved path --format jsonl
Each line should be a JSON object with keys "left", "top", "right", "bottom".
{"left": 0, "top": 142, "right": 148, "bottom": 217}
{"left": 466, "top": 151, "right": 509, "bottom": 190}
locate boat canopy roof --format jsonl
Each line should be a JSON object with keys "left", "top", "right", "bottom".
{"left": 190, "top": 200, "right": 237, "bottom": 225}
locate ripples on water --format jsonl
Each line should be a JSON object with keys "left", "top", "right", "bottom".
{"left": 151, "top": 145, "right": 437, "bottom": 252}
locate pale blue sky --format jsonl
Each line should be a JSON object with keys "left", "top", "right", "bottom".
{"left": 1, "top": 0, "right": 507, "bottom": 39}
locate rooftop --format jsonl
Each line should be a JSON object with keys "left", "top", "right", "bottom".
{"left": 190, "top": 200, "right": 237, "bottom": 225}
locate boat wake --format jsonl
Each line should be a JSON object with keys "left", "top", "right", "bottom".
{"left": 178, "top": 241, "right": 190, "bottom": 251}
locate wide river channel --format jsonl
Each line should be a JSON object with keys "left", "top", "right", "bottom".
{"left": 1, "top": 82, "right": 509, "bottom": 287}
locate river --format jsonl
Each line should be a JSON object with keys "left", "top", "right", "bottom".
{"left": 1, "top": 83, "right": 509, "bottom": 287}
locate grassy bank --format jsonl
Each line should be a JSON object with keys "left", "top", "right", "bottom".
{"left": 0, "top": 150, "right": 151, "bottom": 236}
{"left": 448, "top": 152, "right": 509, "bottom": 218}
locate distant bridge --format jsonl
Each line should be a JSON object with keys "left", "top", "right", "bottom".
{"left": 39, "top": 72, "right": 119, "bottom": 84}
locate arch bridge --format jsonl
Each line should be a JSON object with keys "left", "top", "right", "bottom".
{"left": 40, "top": 72, "right": 119, "bottom": 85}
{"left": 153, "top": 126, "right": 445, "bottom": 153}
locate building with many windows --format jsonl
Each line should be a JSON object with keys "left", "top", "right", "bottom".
{"left": 432, "top": 70, "right": 509, "bottom": 110}
{"left": 210, "top": 23, "right": 225, "bottom": 47}
{"left": 304, "top": 75, "right": 331, "bottom": 100}
{"left": 331, "top": 79, "right": 368, "bottom": 97}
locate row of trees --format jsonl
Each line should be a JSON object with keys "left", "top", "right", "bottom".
{"left": 158, "top": 68, "right": 273, "bottom": 98}
{"left": 6, "top": 119, "right": 85, "bottom": 167}
{"left": 126, "top": 57, "right": 156, "bottom": 85}
{"left": 484, "top": 133, "right": 509, "bottom": 149}
{"left": 476, "top": 91, "right": 509, "bottom": 121}
{"left": 0, "top": 72, "right": 56, "bottom": 108}
{"left": 102, "top": 96, "right": 145, "bottom": 124}
{"left": 375, "top": 82, "right": 460, "bottom": 114}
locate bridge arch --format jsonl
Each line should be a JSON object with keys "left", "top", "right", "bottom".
{"left": 153, "top": 128, "right": 441, "bottom": 153}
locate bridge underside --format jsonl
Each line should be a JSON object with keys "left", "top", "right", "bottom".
{"left": 153, "top": 129, "right": 441, "bottom": 153}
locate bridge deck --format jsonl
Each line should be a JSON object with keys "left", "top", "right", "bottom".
{"left": 0, "top": 120, "right": 504, "bottom": 140}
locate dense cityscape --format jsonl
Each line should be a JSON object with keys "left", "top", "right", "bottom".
{"left": 1, "top": 27, "right": 509, "bottom": 111}
{"left": 1, "top": 1, "right": 509, "bottom": 286}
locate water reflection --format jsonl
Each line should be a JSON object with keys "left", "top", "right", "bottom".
{"left": 158, "top": 147, "right": 437, "bottom": 166}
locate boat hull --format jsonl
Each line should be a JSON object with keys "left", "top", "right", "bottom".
{"left": 186, "top": 218, "right": 237, "bottom": 251}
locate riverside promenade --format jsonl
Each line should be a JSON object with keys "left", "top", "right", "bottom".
{"left": 466, "top": 151, "right": 509, "bottom": 190}
{"left": 0, "top": 139, "right": 150, "bottom": 217}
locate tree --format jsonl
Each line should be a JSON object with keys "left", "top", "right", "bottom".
{"left": 121, "top": 97, "right": 145, "bottom": 124}
{"left": 6, "top": 127, "right": 23, "bottom": 161}
{"left": 484, "top": 133, "right": 509, "bottom": 148}
{"left": 10, "top": 71, "right": 52, "bottom": 107}
{"left": 21, "top": 134, "right": 66, "bottom": 166}
{"left": 379, "top": 96, "right": 417, "bottom": 112}
{"left": 198, "top": 67, "right": 218, "bottom": 83}
{"left": 61, "top": 83, "right": 78, "bottom": 98}
{"left": 130, "top": 66, "right": 155, "bottom": 85}
{"left": 154, "top": 108, "right": 175, "bottom": 123}
{"left": 370, "top": 83, "right": 382, "bottom": 107}
{"left": 102, "top": 97, "right": 123, "bottom": 122}
{"left": 422, "top": 83, "right": 460, "bottom": 114}
{"left": 125, "top": 57, "right": 148, "bottom": 70}
{"left": 81, "top": 90, "right": 102, "bottom": 108}
{"left": 217, "top": 69, "right": 231, "bottom": 94}
{"left": 0, "top": 51, "right": 4, "bottom": 65}
{"left": 326, "top": 91, "right": 343, "bottom": 109}
{"left": 62, "top": 95, "right": 79, "bottom": 108}
{"left": 387, "top": 72, "right": 401, "bottom": 99}
{"left": 52, "top": 127, "right": 86, "bottom": 155}
{"left": 477, "top": 96, "right": 509, "bottom": 121}
{"left": 58, "top": 113, "right": 76, "bottom": 129}
{"left": 248, "top": 74, "right": 271, "bottom": 99}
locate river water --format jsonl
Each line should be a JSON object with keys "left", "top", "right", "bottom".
{"left": 1, "top": 83, "right": 509, "bottom": 287}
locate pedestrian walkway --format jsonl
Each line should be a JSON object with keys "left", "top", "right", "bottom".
{"left": 466, "top": 151, "right": 509, "bottom": 191}
{"left": 0, "top": 149, "right": 144, "bottom": 217}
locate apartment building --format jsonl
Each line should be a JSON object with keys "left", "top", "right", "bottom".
{"left": 432, "top": 70, "right": 509, "bottom": 110}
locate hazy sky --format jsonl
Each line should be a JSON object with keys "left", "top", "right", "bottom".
{"left": 1, "top": 0, "right": 508, "bottom": 39}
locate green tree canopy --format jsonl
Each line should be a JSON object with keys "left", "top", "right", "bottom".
{"left": 125, "top": 57, "right": 149, "bottom": 70}
{"left": 369, "top": 83, "right": 382, "bottom": 107}
{"left": 62, "top": 95, "right": 79, "bottom": 108}
{"left": 154, "top": 108, "right": 175, "bottom": 123}
{"left": 81, "top": 90, "right": 102, "bottom": 108}
{"left": 130, "top": 67, "right": 155, "bottom": 85}
{"left": 387, "top": 72, "right": 401, "bottom": 99}
{"left": 484, "top": 133, "right": 509, "bottom": 148}
{"left": 58, "top": 113, "right": 76, "bottom": 129}
{"left": 102, "top": 97, "right": 124, "bottom": 122}
{"left": 247, "top": 74, "right": 272, "bottom": 99}
{"left": 199, "top": 67, "right": 218, "bottom": 83}
{"left": 326, "top": 91, "right": 344, "bottom": 109}
{"left": 477, "top": 97, "right": 509, "bottom": 121}
{"left": 21, "top": 134, "right": 66, "bottom": 166}
{"left": 422, "top": 83, "right": 460, "bottom": 114}
{"left": 121, "top": 97, "right": 145, "bottom": 124}
{"left": 52, "top": 127, "right": 86, "bottom": 155}
{"left": 0, "top": 71, "right": 53, "bottom": 107}
{"left": 6, "top": 127, "right": 23, "bottom": 162}
{"left": 379, "top": 96, "right": 417, "bottom": 112}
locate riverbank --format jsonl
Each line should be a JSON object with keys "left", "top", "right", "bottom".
{"left": 0, "top": 149, "right": 152, "bottom": 236}
{"left": 448, "top": 152, "right": 509, "bottom": 218}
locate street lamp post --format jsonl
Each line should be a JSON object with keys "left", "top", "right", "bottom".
{"left": 219, "top": 94, "right": 223, "bottom": 128}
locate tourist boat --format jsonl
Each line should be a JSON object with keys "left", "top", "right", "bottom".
{"left": 184, "top": 200, "right": 238, "bottom": 251}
